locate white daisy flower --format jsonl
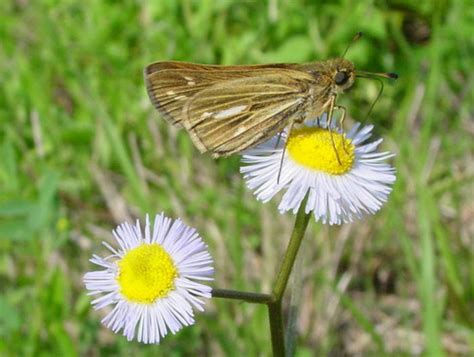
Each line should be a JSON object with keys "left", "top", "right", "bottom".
{"left": 84, "top": 213, "right": 214, "bottom": 344}
{"left": 241, "top": 120, "right": 396, "bottom": 225}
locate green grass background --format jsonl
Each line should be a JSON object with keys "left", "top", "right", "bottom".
{"left": 1, "top": 0, "right": 473, "bottom": 355}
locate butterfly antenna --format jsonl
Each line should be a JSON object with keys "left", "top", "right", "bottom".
{"left": 342, "top": 32, "right": 363, "bottom": 58}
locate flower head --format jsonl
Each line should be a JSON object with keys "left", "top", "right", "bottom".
{"left": 241, "top": 120, "right": 396, "bottom": 225}
{"left": 84, "top": 213, "right": 214, "bottom": 344}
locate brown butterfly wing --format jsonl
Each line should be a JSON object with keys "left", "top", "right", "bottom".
{"left": 144, "top": 61, "right": 298, "bottom": 128}
{"left": 182, "top": 70, "right": 316, "bottom": 157}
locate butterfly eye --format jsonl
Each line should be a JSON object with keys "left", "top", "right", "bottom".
{"left": 334, "top": 71, "right": 349, "bottom": 85}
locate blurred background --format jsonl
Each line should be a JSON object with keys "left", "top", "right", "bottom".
{"left": 1, "top": 0, "right": 473, "bottom": 355}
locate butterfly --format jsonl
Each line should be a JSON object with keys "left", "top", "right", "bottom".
{"left": 144, "top": 35, "right": 396, "bottom": 158}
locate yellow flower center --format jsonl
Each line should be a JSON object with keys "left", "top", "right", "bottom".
{"left": 287, "top": 127, "right": 355, "bottom": 175}
{"left": 117, "top": 243, "right": 178, "bottom": 304}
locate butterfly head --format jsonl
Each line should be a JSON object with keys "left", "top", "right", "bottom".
{"left": 327, "top": 58, "right": 356, "bottom": 93}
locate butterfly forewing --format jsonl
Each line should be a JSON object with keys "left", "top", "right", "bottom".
{"left": 183, "top": 71, "right": 315, "bottom": 156}
{"left": 144, "top": 62, "right": 301, "bottom": 128}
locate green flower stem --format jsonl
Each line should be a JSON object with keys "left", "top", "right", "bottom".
{"left": 268, "top": 198, "right": 311, "bottom": 356}
{"left": 272, "top": 200, "right": 311, "bottom": 301}
{"left": 268, "top": 300, "right": 285, "bottom": 357}
{"left": 212, "top": 289, "right": 273, "bottom": 303}
{"left": 212, "top": 197, "right": 311, "bottom": 357}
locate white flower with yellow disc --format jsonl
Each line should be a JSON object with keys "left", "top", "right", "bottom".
{"left": 241, "top": 120, "right": 396, "bottom": 225}
{"left": 84, "top": 213, "right": 213, "bottom": 344}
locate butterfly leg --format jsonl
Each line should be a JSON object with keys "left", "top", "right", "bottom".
{"left": 327, "top": 96, "right": 343, "bottom": 165}
{"left": 334, "top": 105, "right": 346, "bottom": 129}
{"left": 334, "top": 105, "right": 350, "bottom": 155}
{"left": 274, "top": 130, "right": 284, "bottom": 150}
{"left": 276, "top": 120, "right": 297, "bottom": 184}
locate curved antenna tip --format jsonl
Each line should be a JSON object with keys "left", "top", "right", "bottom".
{"left": 343, "top": 32, "right": 364, "bottom": 58}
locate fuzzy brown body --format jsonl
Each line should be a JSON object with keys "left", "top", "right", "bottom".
{"left": 144, "top": 58, "right": 356, "bottom": 157}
